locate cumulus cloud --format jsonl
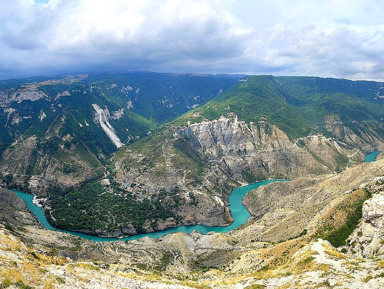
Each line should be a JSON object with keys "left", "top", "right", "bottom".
{"left": 0, "top": 0, "right": 383, "bottom": 80}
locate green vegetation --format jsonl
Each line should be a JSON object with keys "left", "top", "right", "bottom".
{"left": 177, "top": 75, "right": 384, "bottom": 141}
{"left": 1, "top": 279, "right": 12, "bottom": 288}
{"left": 55, "top": 277, "right": 65, "bottom": 284}
{"left": 316, "top": 188, "right": 372, "bottom": 247}
{"left": 1, "top": 279, "right": 33, "bottom": 289}
{"left": 153, "top": 252, "right": 173, "bottom": 271}
{"left": 288, "top": 229, "right": 308, "bottom": 241}
{"left": 0, "top": 72, "right": 237, "bottom": 182}
{"left": 47, "top": 181, "right": 181, "bottom": 234}
{"left": 245, "top": 285, "right": 266, "bottom": 289}
{"left": 3, "top": 73, "right": 384, "bottom": 237}
{"left": 4, "top": 223, "right": 14, "bottom": 232}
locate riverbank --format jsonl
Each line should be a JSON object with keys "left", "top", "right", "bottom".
{"left": 15, "top": 180, "right": 285, "bottom": 242}
{"left": 13, "top": 151, "right": 381, "bottom": 242}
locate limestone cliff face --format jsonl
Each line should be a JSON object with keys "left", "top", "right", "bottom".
{"left": 92, "top": 103, "right": 123, "bottom": 149}
{"left": 0, "top": 188, "right": 37, "bottom": 226}
{"left": 178, "top": 114, "right": 365, "bottom": 181}
{"left": 347, "top": 185, "right": 384, "bottom": 258}
{"left": 0, "top": 87, "right": 48, "bottom": 107}
{"left": 115, "top": 114, "right": 379, "bottom": 230}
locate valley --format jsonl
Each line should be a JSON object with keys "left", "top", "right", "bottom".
{"left": 14, "top": 179, "right": 285, "bottom": 241}
{"left": 2, "top": 74, "right": 384, "bottom": 237}
{"left": 1, "top": 152, "right": 384, "bottom": 288}
{"left": 3, "top": 0, "right": 384, "bottom": 287}
{"left": 2, "top": 73, "right": 384, "bottom": 288}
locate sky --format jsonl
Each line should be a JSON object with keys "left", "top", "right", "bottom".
{"left": 0, "top": 0, "right": 384, "bottom": 81}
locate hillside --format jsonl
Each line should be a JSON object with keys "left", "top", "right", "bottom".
{"left": 2, "top": 157, "right": 384, "bottom": 288}
{"left": 101, "top": 76, "right": 384, "bottom": 236}
{"left": 0, "top": 72, "right": 238, "bottom": 194}
{"left": 180, "top": 75, "right": 384, "bottom": 141}
{"left": 2, "top": 74, "right": 384, "bottom": 237}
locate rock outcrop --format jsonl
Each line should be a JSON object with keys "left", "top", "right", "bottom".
{"left": 0, "top": 88, "right": 48, "bottom": 107}
{"left": 178, "top": 114, "right": 364, "bottom": 180}
{"left": 347, "top": 187, "right": 384, "bottom": 258}
{"left": 115, "top": 114, "right": 374, "bottom": 231}
{"left": 92, "top": 103, "right": 123, "bottom": 149}
{"left": 0, "top": 188, "right": 37, "bottom": 226}
{"left": 362, "top": 191, "right": 384, "bottom": 226}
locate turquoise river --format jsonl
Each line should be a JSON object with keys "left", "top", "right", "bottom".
{"left": 15, "top": 180, "right": 284, "bottom": 242}
{"left": 14, "top": 151, "right": 380, "bottom": 242}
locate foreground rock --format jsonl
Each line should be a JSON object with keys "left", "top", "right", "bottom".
{"left": 347, "top": 184, "right": 384, "bottom": 258}
{"left": 3, "top": 158, "right": 384, "bottom": 288}
{"left": 245, "top": 239, "right": 384, "bottom": 289}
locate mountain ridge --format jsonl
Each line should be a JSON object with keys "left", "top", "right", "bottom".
{"left": 2, "top": 155, "right": 384, "bottom": 288}
{"left": 2, "top": 73, "right": 384, "bottom": 237}
{"left": 0, "top": 72, "right": 239, "bottom": 193}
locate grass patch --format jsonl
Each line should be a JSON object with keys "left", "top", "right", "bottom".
{"left": 315, "top": 188, "right": 371, "bottom": 247}
{"left": 1, "top": 279, "right": 33, "bottom": 289}
{"left": 55, "top": 276, "right": 65, "bottom": 284}
{"left": 4, "top": 223, "right": 14, "bottom": 232}
{"left": 153, "top": 252, "right": 173, "bottom": 271}
{"left": 1, "top": 279, "right": 12, "bottom": 288}
{"left": 245, "top": 285, "right": 266, "bottom": 289}
{"left": 298, "top": 256, "right": 314, "bottom": 269}
{"left": 364, "top": 275, "right": 373, "bottom": 282}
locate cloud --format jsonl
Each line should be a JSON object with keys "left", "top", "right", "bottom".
{"left": 0, "top": 0, "right": 383, "bottom": 81}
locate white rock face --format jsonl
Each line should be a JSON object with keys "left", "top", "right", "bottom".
{"left": 363, "top": 192, "right": 384, "bottom": 227}
{"left": 127, "top": 100, "right": 134, "bottom": 109}
{"left": 92, "top": 104, "right": 123, "bottom": 149}
{"left": 177, "top": 114, "right": 360, "bottom": 180}
{"left": 0, "top": 88, "right": 48, "bottom": 107}
{"left": 39, "top": 111, "right": 46, "bottom": 121}
{"left": 347, "top": 191, "right": 384, "bottom": 257}
{"left": 112, "top": 108, "right": 124, "bottom": 120}
{"left": 55, "top": 90, "right": 71, "bottom": 99}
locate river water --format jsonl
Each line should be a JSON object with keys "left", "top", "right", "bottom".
{"left": 15, "top": 180, "right": 285, "bottom": 241}
{"left": 365, "top": 151, "right": 381, "bottom": 162}
{"left": 14, "top": 151, "right": 380, "bottom": 242}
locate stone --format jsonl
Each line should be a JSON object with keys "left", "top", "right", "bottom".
{"left": 363, "top": 192, "right": 384, "bottom": 227}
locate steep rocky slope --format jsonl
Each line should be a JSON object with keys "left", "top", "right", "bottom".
{"left": 110, "top": 114, "right": 379, "bottom": 235}
{"left": 3, "top": 74, "right": 384, "bottom": 237}
{"left": 2, "top": 157, "right": 384, "bottom": 288}
{"left": 0, "top": 73, "right": 238, "bottom": 193}
{"left": 95, "top": 76, "right": 384, "bottom": 237}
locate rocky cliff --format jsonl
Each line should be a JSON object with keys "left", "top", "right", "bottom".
{"left": 3, "top": 158, "right": 384, "bottom": 288}
{"left": 0, "top": 72, "right": 236, "bottom": 193}
{"left": 3, "top": 74, "right": 384, "bottom": 237}
{"left": 113, "top": 113, "right": 380, "bottom": 232}
{"left": 346, "top": 176, "right": 384, "bottom": 258}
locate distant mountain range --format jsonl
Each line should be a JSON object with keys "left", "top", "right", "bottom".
{"left": 1, "top": 72, "right": 384, "bottom": 237}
